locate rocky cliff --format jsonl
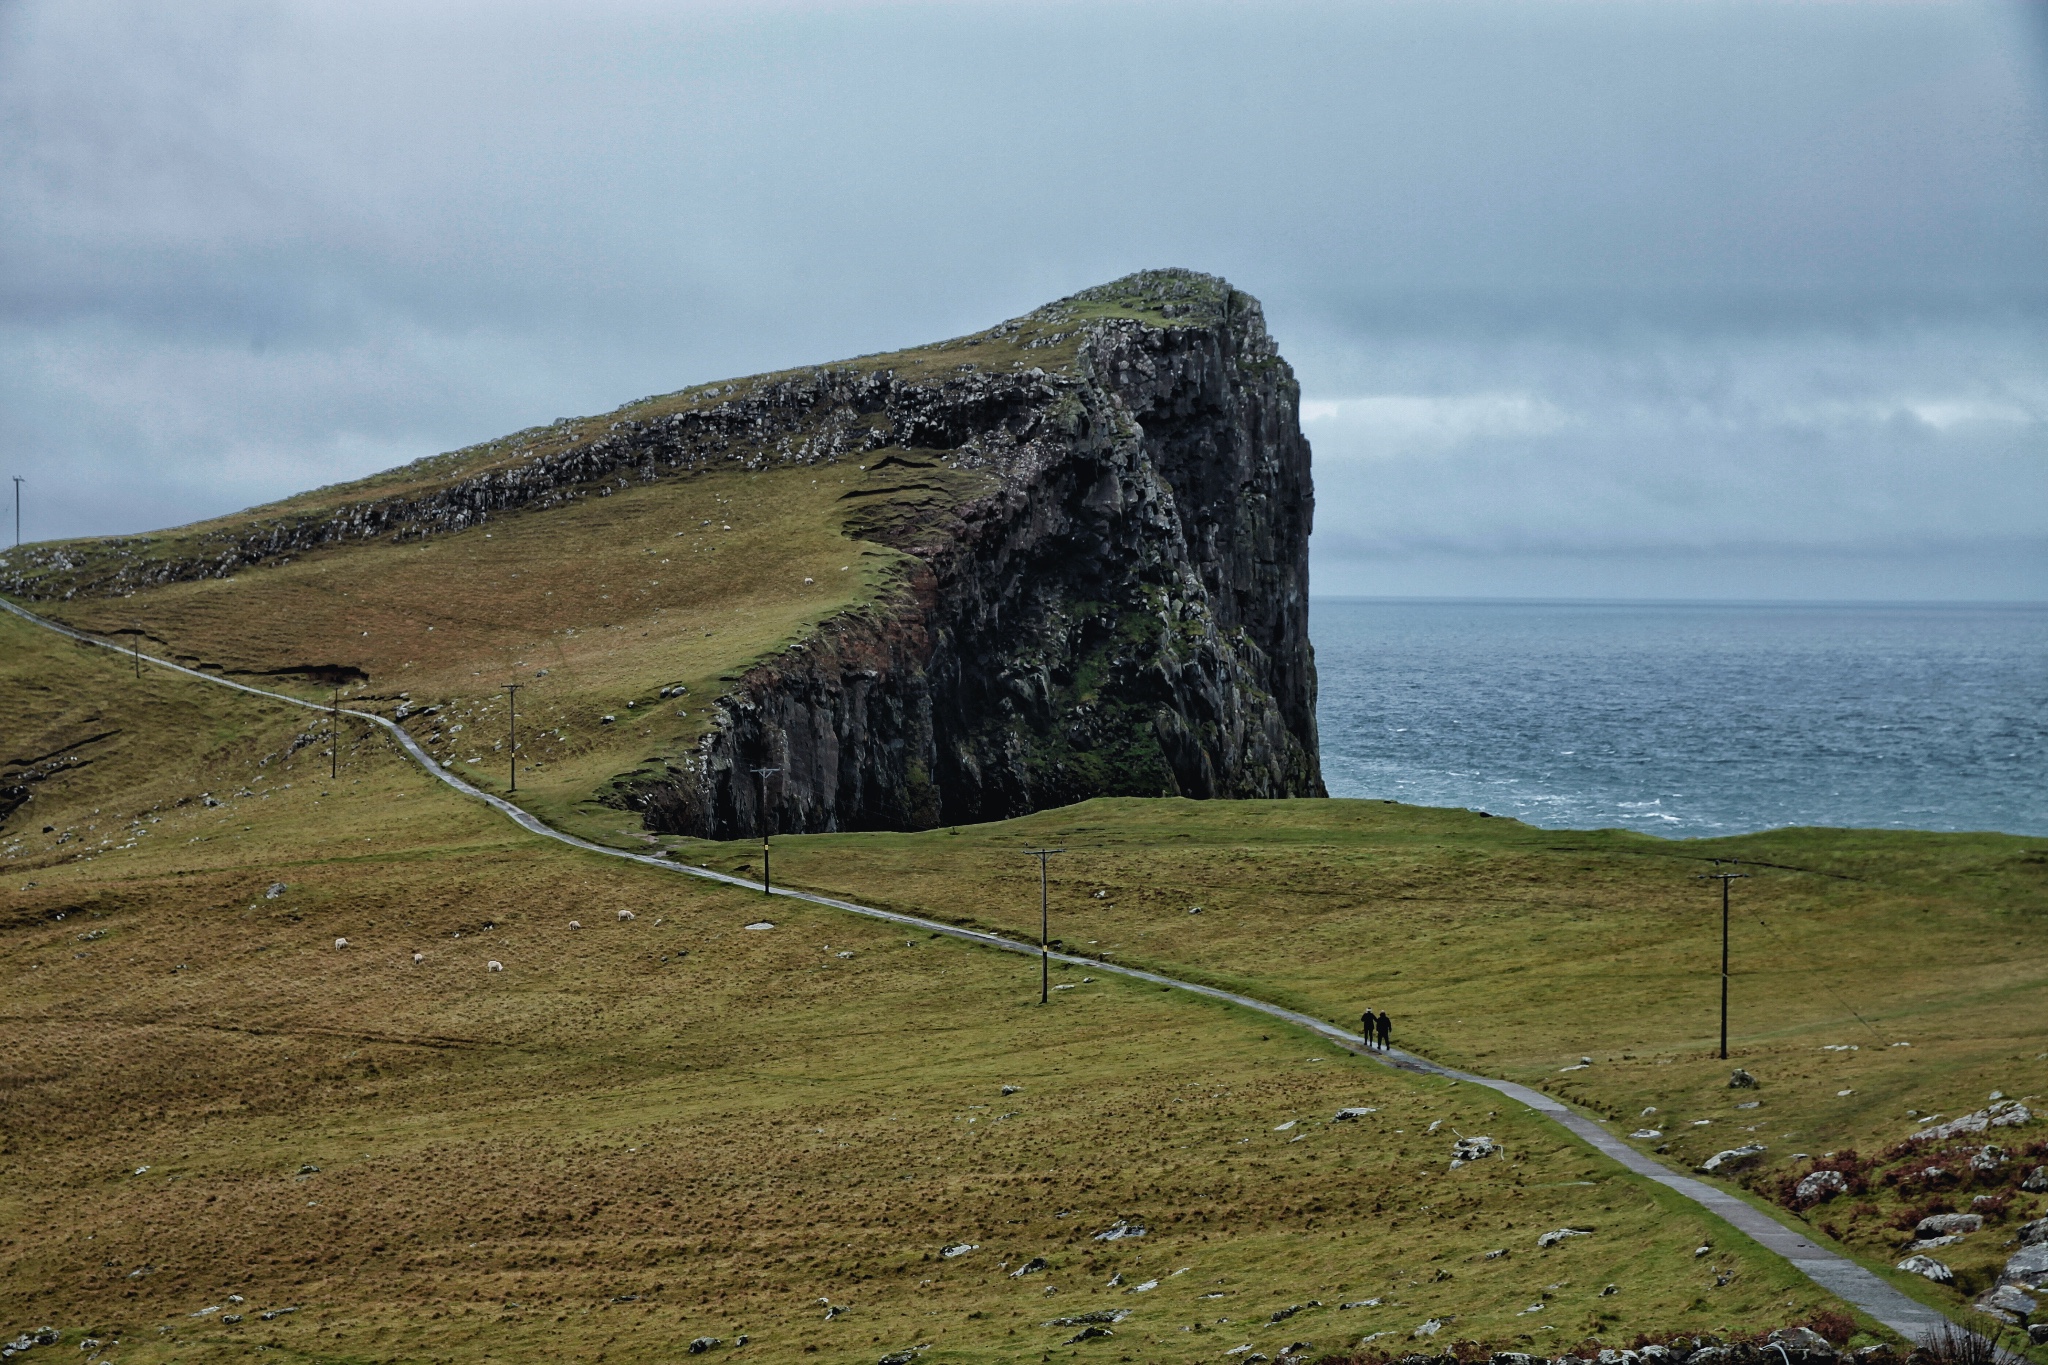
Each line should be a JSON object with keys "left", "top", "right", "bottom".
{"left": 660, "top": 270, "right": 1323, "bottom": 835}
{"left": 2, "top": 269, "right": 1323, "bottom": 835}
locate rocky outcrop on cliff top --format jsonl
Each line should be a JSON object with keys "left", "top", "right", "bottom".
{"left": 3, "top": 269, "right": 1323, "bottom": 835}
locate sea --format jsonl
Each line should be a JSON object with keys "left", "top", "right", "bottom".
{"left": 1311, "top": 599, "right": 2048, "bottom": 839}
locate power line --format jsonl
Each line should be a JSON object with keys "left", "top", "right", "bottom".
{"left": 749, "top": 766, "right": 780, "bottom": 894}
{"left": 1023, "top": 847, "right": 1066, "bottom": 1004}
{"left": 1696, "top": 861, "right": 1749, "bottom": 1060}
{"left": 502, "top": 683, "right": 523, "bottom": 793}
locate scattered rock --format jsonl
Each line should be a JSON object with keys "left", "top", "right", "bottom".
{"left": 1537, "top": 1227, "right": 1592, "bottom": 1248}
{"left": 1063, "top": 1326, "right": 1113, "bottom": 1344}
{"left": 1974, "top": 1283, "right": 2038, "bottom": 1323}
{"left": 1091, "top": 1219, "right": 1145, "bottom": 1242}
{"left": 1010, "top": 1257, "right": 1050, "bottom": 1278}
{"left": 1333, "top": 1107, "right": 1378, "bottom": 1121}
{"left": 1044, "top": 1311, "right": 1129, "bottom": 1327}
{"left": 2028, "top": 1325, "right": 2048, "bottom": 1347}
{"left": 265, "top": 883, "right": 286, "bottom": 899}
{"left": 876, "top": 1350, "right": 927, "bottom": 1365}
{"left": 1450, "top": 1135, "right": 1501, "bottom": 1166}
{"left": 1631, "top": 1130, "right": 1664, "bottom": 1140}
{"left": 2021, "top": 1166, "right": 2048, "bottom": 1193}
{"left": 1001, "top": 1084, "right": 1021, "bottom": 1095}
{"left": 940, "top": 1243, "right": 978, "bottom": 1259}
{"left": 1914, "top": 1213, "right": 1981, "bottom": 1238}
{"left": 2002, "top": 1241, "right": 2048, "bottom": 1287}
{"left": 1903, "top": 1235, "right": 1963, "bottom": 1253}
{"left": 1414, "top": 1318, "right": 1444, "bottom": 1337}
{"left": 686, "top": 1337, "right": 721, "bottom": 1354}
{"left": 744, "top": 921, "right": 774, "bottom": 931}
{"left": 1123, "top": 1279, "right": 1158, "bottom": 1294}
{"left": 1485, "top": 1249, "right": 1509, "bottom": 1260}
{"left": 1339, "top": 1298, "right": 1380, "bottom": 1309}
{"left": 297, "top": 1163, "right": 319, "bottom": 1175}
{"left": 1795, "top": 1169, "right": 1848, "bottom": 1202}
{"left": 1728, "top": 1069, "right": 1759, "bottom": 1089}
{"left": 1910, "top": 1101, "right": 2032, "bottom": 1143}
{"left": 1698, "top": 1144, "right": 1767, "bottom": 1173}
{"left": 2015, "top": 1216, "right": 2048, "bottom": 1246}
{"left": 1895, "top": 1254, "right": 1953, "bottom": 1284}
{"left": 1970, "top": 1145, "right": 2007, "bottom": 1172}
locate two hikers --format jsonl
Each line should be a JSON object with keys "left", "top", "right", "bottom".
{"left": 1358, "top": 1009, "right": 1391, "bottom": 1050}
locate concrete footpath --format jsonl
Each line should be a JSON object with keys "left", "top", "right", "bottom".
{"left": 1, "top": 595, "right": 1959, "bottom": 1344}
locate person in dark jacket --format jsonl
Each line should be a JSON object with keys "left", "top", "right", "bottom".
{"left": 1376, "top": 1011, "right": 1392, "bottom": 1049}
{"left": 1360, "top": 1010, "right": 1376, "bottom": 1048}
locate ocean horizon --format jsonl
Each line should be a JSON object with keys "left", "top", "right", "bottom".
{"left": 1308, "top": 596, "right": 2048, "bottom": 840}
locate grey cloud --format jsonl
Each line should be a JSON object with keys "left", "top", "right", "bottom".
{"left": 0, "top": 0, "right": 2041, "bottom": 597}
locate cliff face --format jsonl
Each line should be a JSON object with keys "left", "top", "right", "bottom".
{"left": 3, "top": 269, "right": 1321, "bottom": 835}
{"left": 648, "top": 271, "right": 1324, "bottom": 836}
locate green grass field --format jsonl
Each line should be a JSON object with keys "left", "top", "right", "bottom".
{"left": 3, "top": 606, "right": 1882, "bottom": 1364}
{"left": 668, "top": 799, "right": 2048, "bottom": 1326}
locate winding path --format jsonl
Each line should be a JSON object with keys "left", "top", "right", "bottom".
{"left": 2, "top": 596, "right": 1954, "bottom": 1343}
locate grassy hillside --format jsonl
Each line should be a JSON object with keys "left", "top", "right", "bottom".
{"left": 680, "top": 800, "right": 2048, "bottom": 1324}
{"left": 1, "top": 594, "right": 1868, "bottom": 1363}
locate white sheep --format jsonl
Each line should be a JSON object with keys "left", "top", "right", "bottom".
{"left": 411, "top": 951, "right": 424, "bottom": 965}
{"left": 569, "top": 920, "right": 582, "bottom": 930}
{"left": 487, "top": 960, "right": 503, "bottom": 972}
{"left": 617, "top": 910, "right": 635, "bottom": 921}
{"left": 334, "top": 937, "right": 349, "bottom": 949}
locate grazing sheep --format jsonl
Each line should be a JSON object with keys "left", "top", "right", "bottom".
{"left": 487, "top": 960, "right": 503, "bottom": 972}
{"left": 334, "top": 937, "right": 349, "bottom": 949}
{"left": 411, "top": 951, "right": 424, "bottom": 965}
{"left": 568, "top": 920, "right": 582, "bottom": 930}
{"left": 617, "top": 910, "right": 635, "bottom": 921}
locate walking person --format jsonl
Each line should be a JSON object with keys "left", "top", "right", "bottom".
{"left": 1376, "top": 1010, "right": 1392, "bottom": 1050}
{"left": 1360, "top": 1009, "right": 1376, "bottom": 1049}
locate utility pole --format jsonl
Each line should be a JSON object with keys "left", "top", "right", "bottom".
{"left": 1697, "top": 861, "right": 1749, "bottom": 1060}
{"left": 1024, "top": 847, "right": 1066, "bottom": 1004}
{"left": 749, "top": 766, "right": 779, "bottom": 894}
{"left": 331, "top": 685, "right": 340, "bottom": 781}
{"left": 11, "top": 476, "right": 20, "bottom": 547}
{"left": 502, "top": 683, "right": 523, "bottom": 793}
{"left": 132, "top": 624, "right": 141, "bottom": 680}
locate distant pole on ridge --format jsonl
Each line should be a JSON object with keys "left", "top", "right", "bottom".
{"left": 1024, "top": 847, "right": 1066, "bottom": 1004}
{"left": 331, "top": 685, "right": 340, "bottom": 780}
{"left": 749, "top": 766, "right": 779, "bottom": 893}
{"left": 502, "top": 683, "right": 523, "bottom": 793}
{"left": 133, "top": 623, "right": 141, "bottom": 680}
{"left": 11, "top": 476, "right": 20, "bottom": 547}
{"left": 1697, "top": 861, "right": 1749, "bottom": 1060}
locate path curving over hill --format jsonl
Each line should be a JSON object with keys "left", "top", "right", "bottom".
{"left": 0, "top": 591, "right": 1956, "bottom": 1345}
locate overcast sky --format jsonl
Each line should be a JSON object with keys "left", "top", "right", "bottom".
{"left": 3, "top": 0, "right": 2043, "bottom": 599}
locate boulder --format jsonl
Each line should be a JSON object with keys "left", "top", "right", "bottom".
{"left": 1091, "top": 1219, "right": 1146, "bottom": 1242}
{"left": 1895, "top": 1255, "right": 1953, "bottom": 1284}
{"left": 1795, "top": 1170, "right": 1848, "bottom": 1202}
{"left": 2023, "top": 1167, "right": 2048, "bottom": 1193}
{"left": 1728, "top": 1070, "right": 1760, "bottom": 1089}
{"left": 1010, "top": 1256, "right": 1050, "bottom": 1277}
{"left": 1768, "top": 1327, "right": 1835, "bottom": 1359}
{"left": 686, "top": 1338, "right": 721, "bottom": 1355}
{"left": 1452, "top": 1136, "right": 1502, "bottom": 1165}
{"left": 2016, "top": 1217, "right": 2048, "bottom": 1246}
{"left": 2028, "top": 1326, "right": 2048, "bottom": 1347}
{"left": 1064, "top": 1326, "right": 1113, "bottom": 1344}
{"left": 1915, "top": 1213, "right": 1982, "bottom": 1238}
{"left": 1973, "top": 1283, "right": 2037, "bottom": 1323}
{"left": 940, "top": 1243, "right": 978, "bottom": 1259}
{"left": 1538, "top": 1227, "right": 1592, "bottom": 1248}
{"left": 1970, "top": 1145, "right": 2007, "bottom": 1173}
{"left": 1698, "top": 1144, "right": 1766, "bottom": 1173}
{"left": 2001, "top": 1242, "right": 2048, "bottom": 1288}
{"left": 1334, "top": 1106, "right": 1378, "bottom": 1121}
